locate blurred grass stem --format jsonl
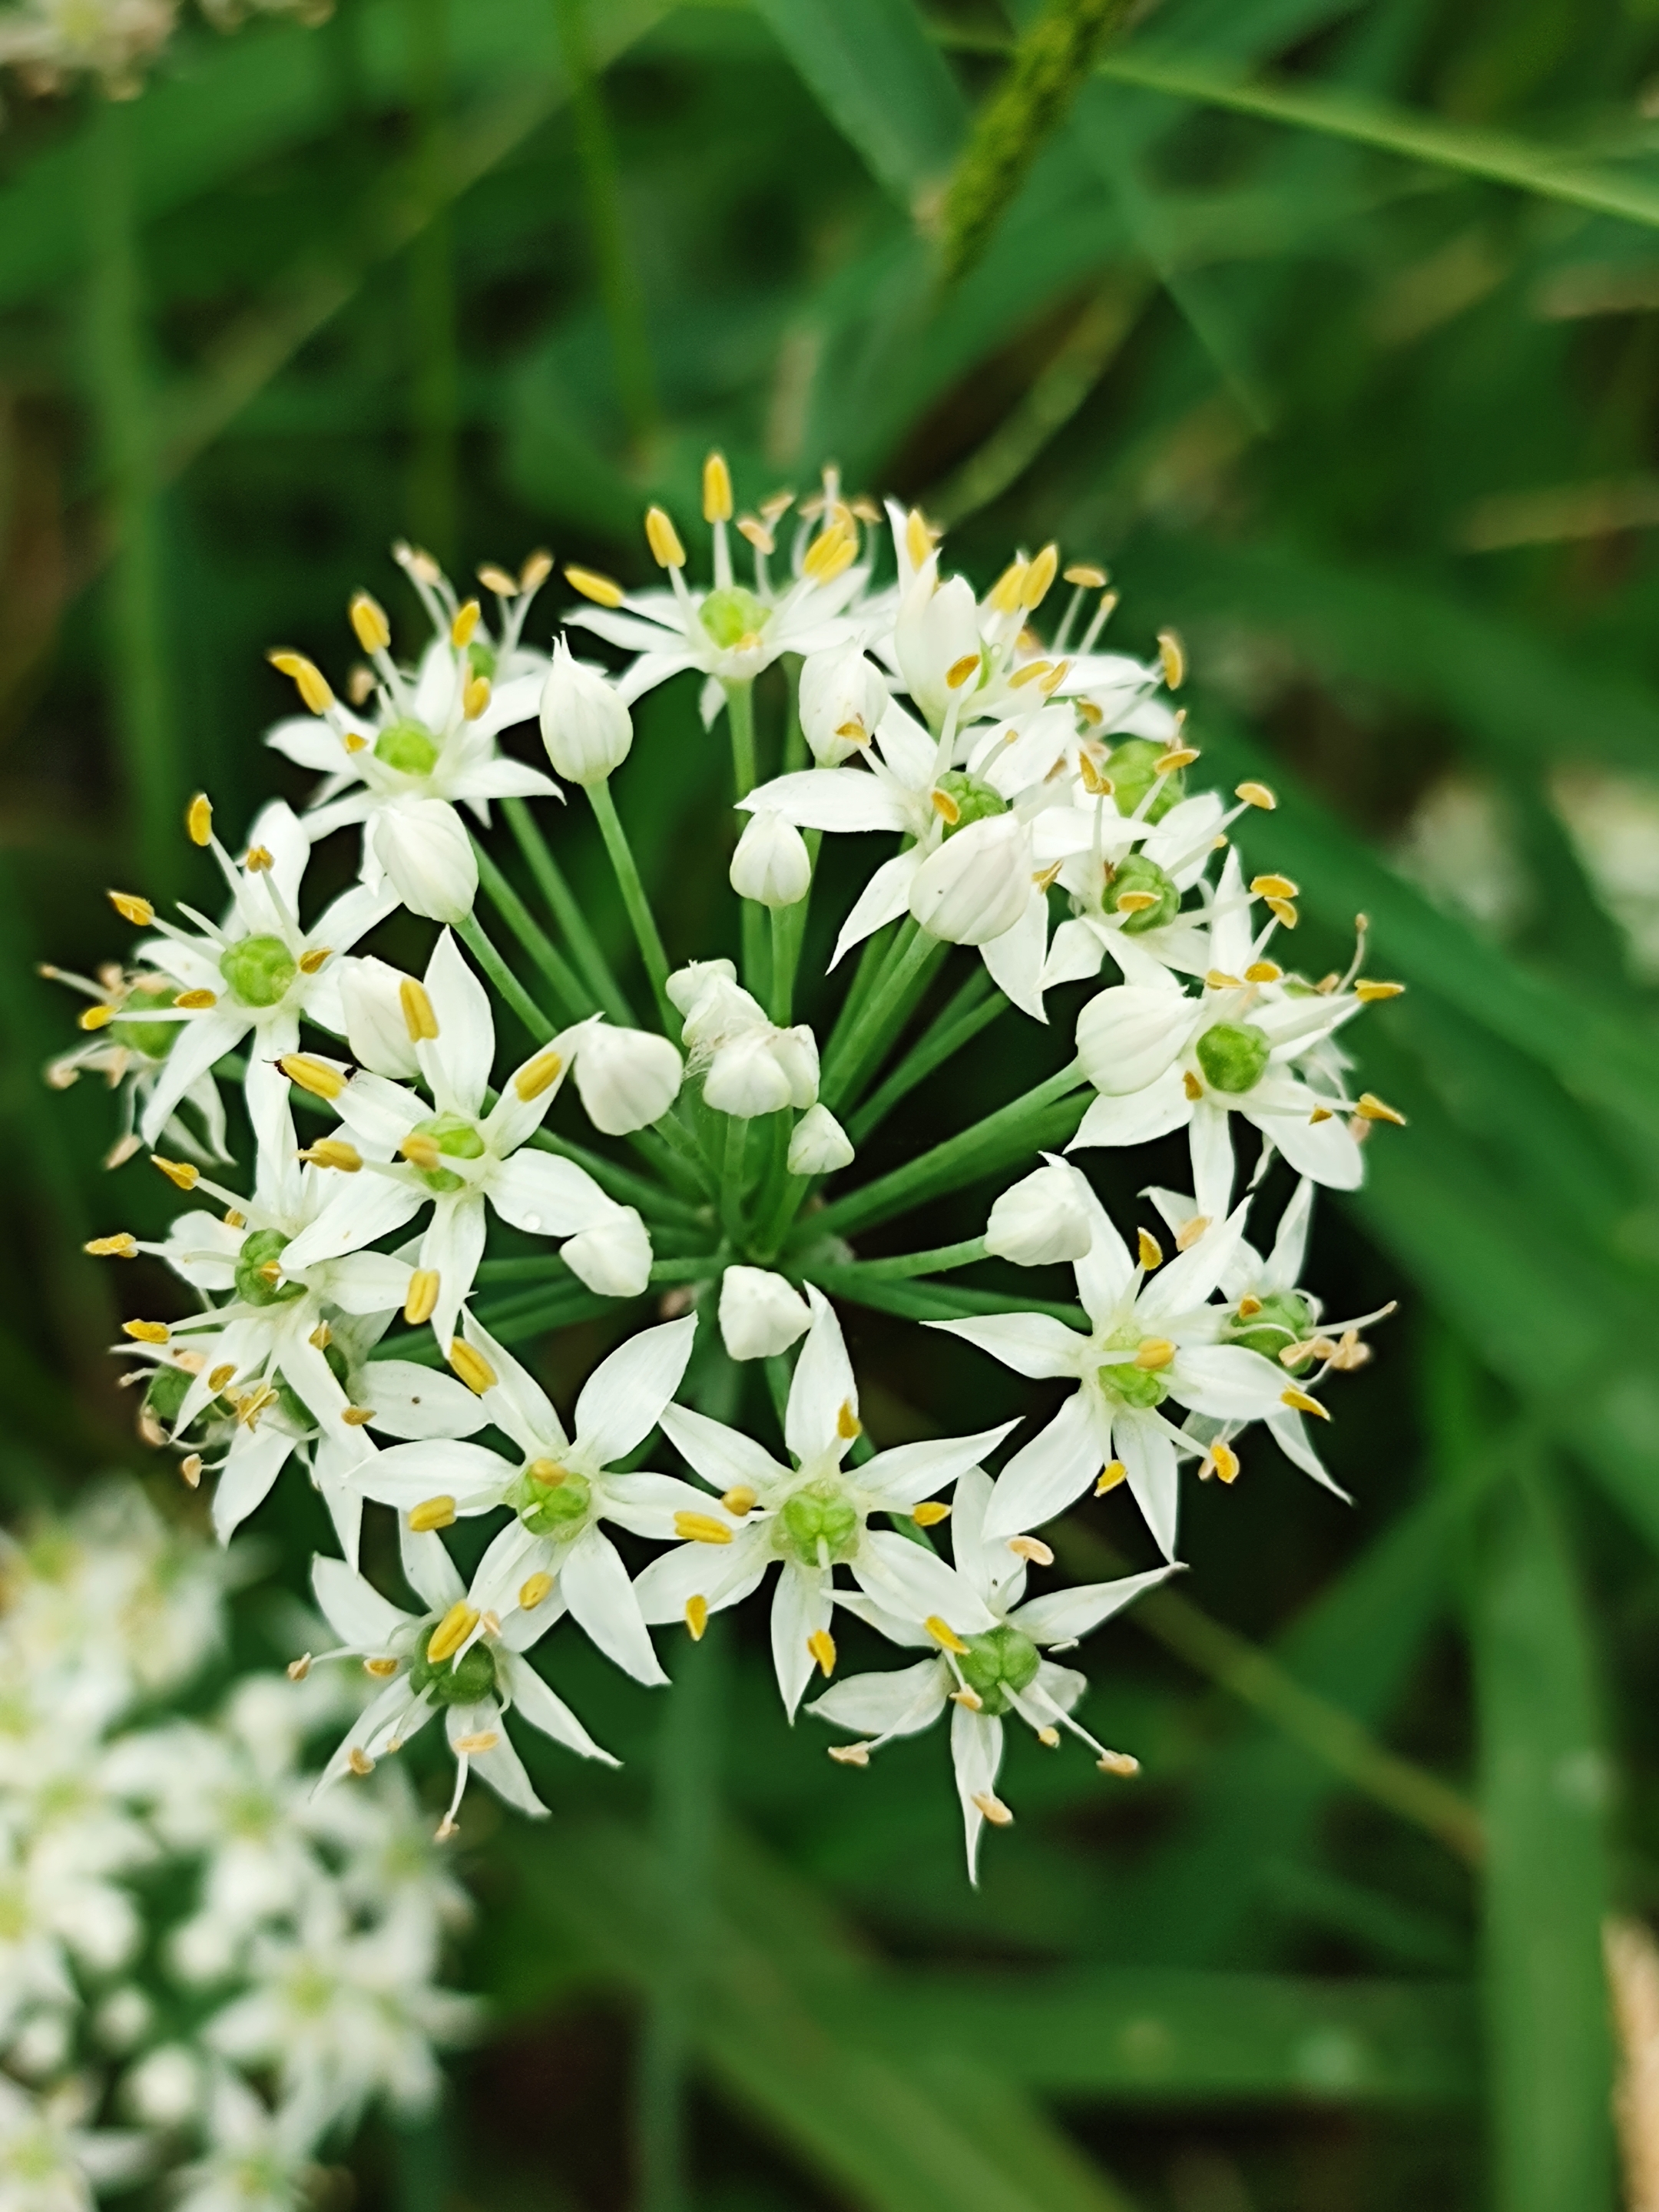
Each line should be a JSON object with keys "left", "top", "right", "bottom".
{"left": 504, "top": 796, "right": 636, "bottom": 1024}
{"left": 406, "top": 0, "right": 459, "bottom": 563}
{"left": 588, "top": 778, "right": 674, "bottom": 1027}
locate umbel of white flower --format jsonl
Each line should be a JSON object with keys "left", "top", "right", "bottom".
{"left": 62, "top": 476, "right": 1403, "bottom": 1883}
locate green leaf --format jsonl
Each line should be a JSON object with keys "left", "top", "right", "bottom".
{"left": 750, "top": 0, "right": 966, "bottom": 206}
{"left": 1472, "top": 1449, "right": 1616, "bottom": 2212}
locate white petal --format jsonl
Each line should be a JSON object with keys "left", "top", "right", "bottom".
{"left": 419, "top": 1195, "right": 488, "bottom": 1349}
{"left": 830, "top": 850, "right": 919, "bottom": 969}
{"left": 501, "top": 1651, "right": 618, "bottom": 1767}
{"left": 929, "top": 1311, "right": 1088, "bottom": 1381}
{"left": 950, "top": 1701, "right": 1004, "bottom": 1884}
{"left": 311, "top": 1556, "right": 411, "bottom": 1649}
{"left": 1115, "top": 1407, "right": 1181, "bottom": 1560}
{"left": 211, "top": 1429, "right": 295, "bottom": 1546}
{"left": 1170, "top": 1343, "right": 1286, "bottom": 1420}
{"left": 418, "top": 930, "right": 495, "bottom": 1117}
{"left": 360, "top": 1360, "right": 488, "bottom": 1442}
{"left": 630, "top": 1527, "right": 773, "bottom": 1624}
{"left": 574, "top": 1316, "right": 697, "bottom": 1467}
{"left": 1137, "top": 1198, "right": 1252, "bottom": 1320}
{"left": 853, "top": 1532, "right": 997, "bottom": 1634}
{"left": 809, "top": 1659, "right": 948, "bottom": 1738}
{"left": 982, "top": 1390, "right": 1110, "bottom": 1540}
{"left": 658, "top": 1403, "right": 784, "bottom": 1497}
{"left": 785, "top": 1287, "right": 857, "bottom": 1465}
{"left": 559, "top": 1525, "right": 667, "bottom": 1684}
{"left": 1072, "top": 1184, "right": 1136, "bottom": 1328}
{"left": 486, "top": 1150, "right": 616, "bottom": 1237}
{"left": 770, "top": 1562, "right": 835, "bottom": 1720}
{"left": 859, "top": 1422, "right": 1018, "bottom": 1509}
{"left": 739, "top": 767, "right": 909, "bottom": 834}
{"left": 1012, "top": 1565, "right": 1177, "bottom": 1644}
{"left": 353, "top": 1439, "right": 513, "bottom": 1509}
{"left": 1068, "top": 1068, "right": 1192, "bottom": 1152}
{"left": 280, "top": 1174, "right": 425, "bottom": 1272}
{"left": 978, "top": 896, "right": 1049, "bottom": 1023}
{"left": 402, "top": 1525, "right": 465, "bottom": 1612}
{"left": 1075, "top": 983, "right": 1194, "bottom": 1096}
{"left": 1249, "top": 1095, "right": 1365, "bottom": 1190}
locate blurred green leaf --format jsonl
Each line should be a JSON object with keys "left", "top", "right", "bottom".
{"left": 750, "top": 0, "right": 965, "bottom": 207}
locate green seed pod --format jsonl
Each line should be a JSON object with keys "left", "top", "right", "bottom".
{"left": 374, "top": 720, "right": 442, "bottom": 777}
{"left": 1229, "top": 1290, "right": 1316, "bottom": 1371}
{"left": 933, "top": 770, "right": 1009, "bottom": 839}
{"left": 112, "top": 981, "right": 180, "bottom": 1062}
{"left": 958, "top": 1624, "right": 1042, "bottom": 1717}
{"left": 235, "top": 1227, "right": 306, "bottom": 1309}
{"left": 219, "top": 933, "right": 298, "bottom": 1010}
{"left": 1108, "top": 852, "right": 1181, "bottom": 934}
{"left": 698, "top": 585, "right": 770, "bottom": 651}
{"left": 1194, "top": 1021, "right": 1271, "bottom": 1096}
{"left": 517, "top": 1464, "right": 593, "bottom": 1538}
{"left": 409, "top": 1111, "right": 486, "bottom": 1194}
{"left": 408, "top": 1624, "right": 498, "bottom": 1707}
{"left": 778, "top": 1479, "right": 860, "bottom": 1568}
{"left": 1105, "top": 737, "right": 1184, "bottom": 825}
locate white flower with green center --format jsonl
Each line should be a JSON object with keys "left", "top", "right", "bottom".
{"left": 267, "top": 554, "right": 559, "bottom": 915}
{"left": 43, "top": 962, "right": 230, "bottom": 1172}
{"left": 308, "top": 1541, "right": 616, "bottom": 1839}
{"left": 811, "top": 1469, "right": 1173, "bottom": 1879}
{"left": 276, "top": 931, "right": 651, "bottom": 1343}
{"left": 632, "top": 1288, "right": 1016, "bottom": 1718}
{"left": 172, "top": 2069, "right": 316, "bottom": 2212}
{"left": 0, "top": 2074, "right": 146, "bottom": 2212}
{"left": 931, "top": 1186, "right": 1295, "bottom": 1558}
{"left": 350, "top": 1311, "right": 707, "bottom": 1685}
{"left": 129, "top": 798, "right": 394, "bottom": 1151}
{"left": 1069, "top": 851, "right": 1378, "bottom": 1212}
{"left": 1037, "top": 783, "right": 1250, "bottom": 991}
{"left": 565, "top": 460, "right": 871, "bottom": 721}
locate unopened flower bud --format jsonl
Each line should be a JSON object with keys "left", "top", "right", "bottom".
{"left": 339, "top": 955, "right": 421, "bottom": 1078}
{"left": 730, "top": 811, "right": 811, "bottom": 907}
{"left": 769, "top": 1024, "right": 820, "bottom": 1108}
{"left": 787, "top": 1102, "right": 853, "bottom": 1175}
{"left": 539, "top": 637, "right": 631, "bottom": 784}
{"left": 909, "top": 813, "right": 1032, "bottom": 945}
{"left": 799, "top": 647, "right": 889, "bottom": 767}
{"left": 985, "top": 1156, "right": 1094, "bottom": 1265}
{"left": 573, "top": 1023, "right": 684, "bottom": 1134}
{"left": 718, "top": 1265, "right": 811, "bottom": 1360}
{"left": 666, "top": 957, "right": 737, "bottom": 1017}
{"left": 561, "top": 1205, "right": 651, "bottom": 1297}
{"left": 704, "top": 1031, "right": 792, "bottom": 1118}
{"left": 370, "top": 797, "right": 476, "bottom": 925}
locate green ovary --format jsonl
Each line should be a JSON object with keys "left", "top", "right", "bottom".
{"left": 1108, "top": 853, "right": 1180, "bottom": 933}
{"left": 1230, "top": 1290, "right": 1314, "bottom": 1370}
{"left": 958, "top": 1624, "right": 1041, "bottom": 1717}
{"left": 219, "top": 933, "right": 297, "bottom": 1009}
{"left": 408, "top": 1624, "right": 498, "bottom": 1706}
{"left": 1194, "top": 1021, "right": 1270, "bottom": 1095}
{"left": 699, "top": 585, "right": 770, "bottom": 650}
{"left": 235, "top": 1227, "right": 306, "bottom": 1309}
{"left": 112, "top": 981, "right": 180, "bottom": 1061}
{"left": 516, "top": 1465, "right": 593, "bottom": 1537}
{"left": 1105, "top": 737, "right": 1185, "bottom": 823}
{"left": 467, "top": 640, "right": 498, "bottom": 682}
{"left": 933, "top": 770, "right": 1008, "bottom": 838}
{"left": 778, "top": 1479, "right": 859, "bottom": 1568}
{"left": 411, "top": 1111, "right": 485, "bottom": 1194}
{"left": 1097, "top": 1324, "right": 1169, "bottom": 1409}
{"left": 374, "top": 720, "right": 441, "bottom": 777}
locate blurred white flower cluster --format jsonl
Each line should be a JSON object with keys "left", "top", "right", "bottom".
{"left": 0, "top": 0, "right": 326, "bottom": 100}
{"left": 54, "top": 458, "right": 1406, "bottom": 1879}
{"left": 0, "top": 1483, "right": 472, "bottom": 2212}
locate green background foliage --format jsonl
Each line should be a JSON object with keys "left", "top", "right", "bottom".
{"left": 5, "top": 0, "right": 1659, "bottom": 2203}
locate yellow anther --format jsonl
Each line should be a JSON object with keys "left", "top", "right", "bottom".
{"left": 84, "top": 1233, "right": 137, "bottom": 1258}
{"left": 1237, "top": 1300, "right": 1266, "bottom": 1326}
{"left": 1115, "top": 891, "right": 1159, "bottom": 915}
{"left": 409, "top": 1495, "right": 457, "bottom": 1533}
{"left": 180, "top": 1454, "right": 203, "bottom": 1489}
{"left": 807, "top": 1628, "right": 837, "bottom": 1677}
{"left": 399, "top": 977, "right": 440, "bottom": 1042}
{"left": 347, "top": 1747, "right": 375, "bottom": 1777}
{"left": 945, "top": 651, "right": 981, "bottom": 690}
{"left": 477, "top": 565, "right": 518, "bottom": 598}
{"left": 462, "top": 675, "right": 492, "bottom": 721}
{"left": 343, "top": 731, "right": 369, "bottom": 753}
{"left": 448, "top": 1341, "right": 497, "bottom": 1396}
{"left": 79, "top": 1004, "right": 114, "bottom": 1031}
{"left": 1183, "top": 1070, "right": 1203, "bottom": 1101}
{"left": 1281, "top": 1387, "right": 1330, "bottom": 1420}
{"left": 803, "top": 520, "right": 856, "bottom": 584}
{"left": 702, "top": 450, "right": 733, "bottom": 523}
{"left": 1038, "top": 658, "right": 1071, "bottom": 697}
{"left": 1137, "top": 1228, "right": 1163, "bottom": 1270}
{"left": 1309, "top": 1105, "right": 1333, "bottom": 1124}
{"left": 223, "top": 1209, "right": 245, "bottom": 1230}
{"left": 404, "top": 1270, "right": 440, "bottom": 1325}
{"left": 912, "top": 1501, "right": 951, "bottom": 1528}
{"left": 243, "top": 846, "right": 274, "bottom": 874}
{"left": 988, "top": 557, "right": 1028, "bottom": 613}
{"left": 1157, "top": 629, "right": 1187, "bottom": 689}
{"left": 1175, "top": 1215, "right": 1210, "bottom": 1252}
{"left": 1204, "top": 1440, "right": 1240, "bottom": 1485}
{"left": 925, "top": 1614, "right": 969, "bottom": 1655}
{"left": 828, "top": 1742, "right": 870, "bottom": 1766}
{"left": 399, "top": 1132, "right": 442, "bottom": 1172}
{"left": 108, "top": 890, "right": 153, "bottom": 927}
{"left": 279, "top": 1055, "right": 346, "bottom": 1101}
{"left": 737, "top": 516, "right": 774, "bottom": 554}
{"left": 684, "top": 1595, "right": 709, "bottom": 1641}
{"left": 1205, "top": 970, "right": 1243, "bottom": 992}
{"left": 1098, "top": 1750, "right": 1141, "bottom": 1777}
{"left": 1155, "top": 746, "right": 1200, "bottom": 774}
{"left": 1236, "top": 780, "right": 1276, "bottom": 810}
{"left": 122, "top": 1319, "right": 170, "bottom": 1344}
{"left": 207, "top": 1363, "right": 237, "bottom": 1392}
{"left": 905, "top": 508, "right": 933, "bottom": 570}
{"left": 1356, "top": 1092, "right": 1407, "bottom": 1127}
{"left": 1021, "top": 543, "right": 1059, "bottom": 608}
{"left": 512, "top": 1047, "right": 563, "bottom": 1101}
{"left": 1096, "top": 1459, "right": 1128, "bottom": 1495}
{"left": 836, "top": 1398, "right": 861, "bottom": 1440}
{"left": 1355, "top": 980, "right": 1405, "bottom": 1003}
{"left": 674, "top": 1512, "right": 733, "bottom": 1545}
{"left": 1007, "top": 658, "right": 1051, "bottom": 690}
{"left": 364, "top": 1656, "right": 399, "bottom": 1677}
{"left": 720, "top": 1485, "right": 757, "bottom": 1517}
{"left": 1037, "top": 1725, "right": 1061, "bottom": 1747}
{"left": 171, "top": 989, "right": 216, "bottom": 1013}
{"left": 565, "top": 565, "right": 624, "bottom": 608}
{"left": 525, "top": 1459, "right": 565, "bottom": 1488}
{"left": 427, "top": 1601, "right": 480, "bottom": 1664}
{"left": 340, "top": 1406, "right": 376, "bottom": 1427}
{"left": 237, "top": 1384, "right": 277, "bottom": 1429}
{"left": 1267, "top": 898, "right": 1299, "bottom": 929}
{"left": 1063, "top": 563, "right": 1107, "bottom": 588}
{"left": 186, "top": 792, "right": 214, "bottom": 846}
{"left": 930, "top": 786, "right": 961, "bottom": 826}
{"left": 349, "top": 591, "right": 391, "bottom": 653}
{"left": 1244, "top": 961, "right": 1282, "bottom": 984}
{"left": 297, "top": 948, "right": 331, "bottom": 975}
{"left": 519, "top": 549, "right": 554, "bottom": 593}
{"left": 300, "top": 1139, "right": 362, "bottom": 1173}
{"left": 518, "top": 1572, "right": 554, "bottom": 1612}
{"left": 450, "top": 599, "right": 481, "bottom": 649}
{"left": 1008, "top": 1535, "right": 1054, "bottom": 1565}
{"left": 1250, "top": 873, "right": 1299, "bottom": 899}
{"left": 972, "top": 1790, "right": 1015, "bottom": 1826}
{"left": 310, "top": 1322, "right": 331, "bottom": 1349}
{"left": 1078, "top": 754, "right": 1112, "bottom": 796}
{"left": 645, "top": 505, "right": 685, "bottom": 568}
{"left": 1133, "top": 1338, "right": 1175, "bottom": 1370}
{"left": 950, "top": 1686, "right": 984, "bottom": 1711}
{"left": 454, "top": 1729, "right": 499, "bottom": 1757}
{"left": 267, "top": 650, "right": 334, "bottom": 716}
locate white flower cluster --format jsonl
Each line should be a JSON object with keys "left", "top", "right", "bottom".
{"left": 0, "top": 1484, "right": 471, "bottom": 2212}
{"left": 0, "top": 0, "right": 325, "bottom": 99}
{"left": 59, "top": 460, "right": 1403, "bottom": 1878}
